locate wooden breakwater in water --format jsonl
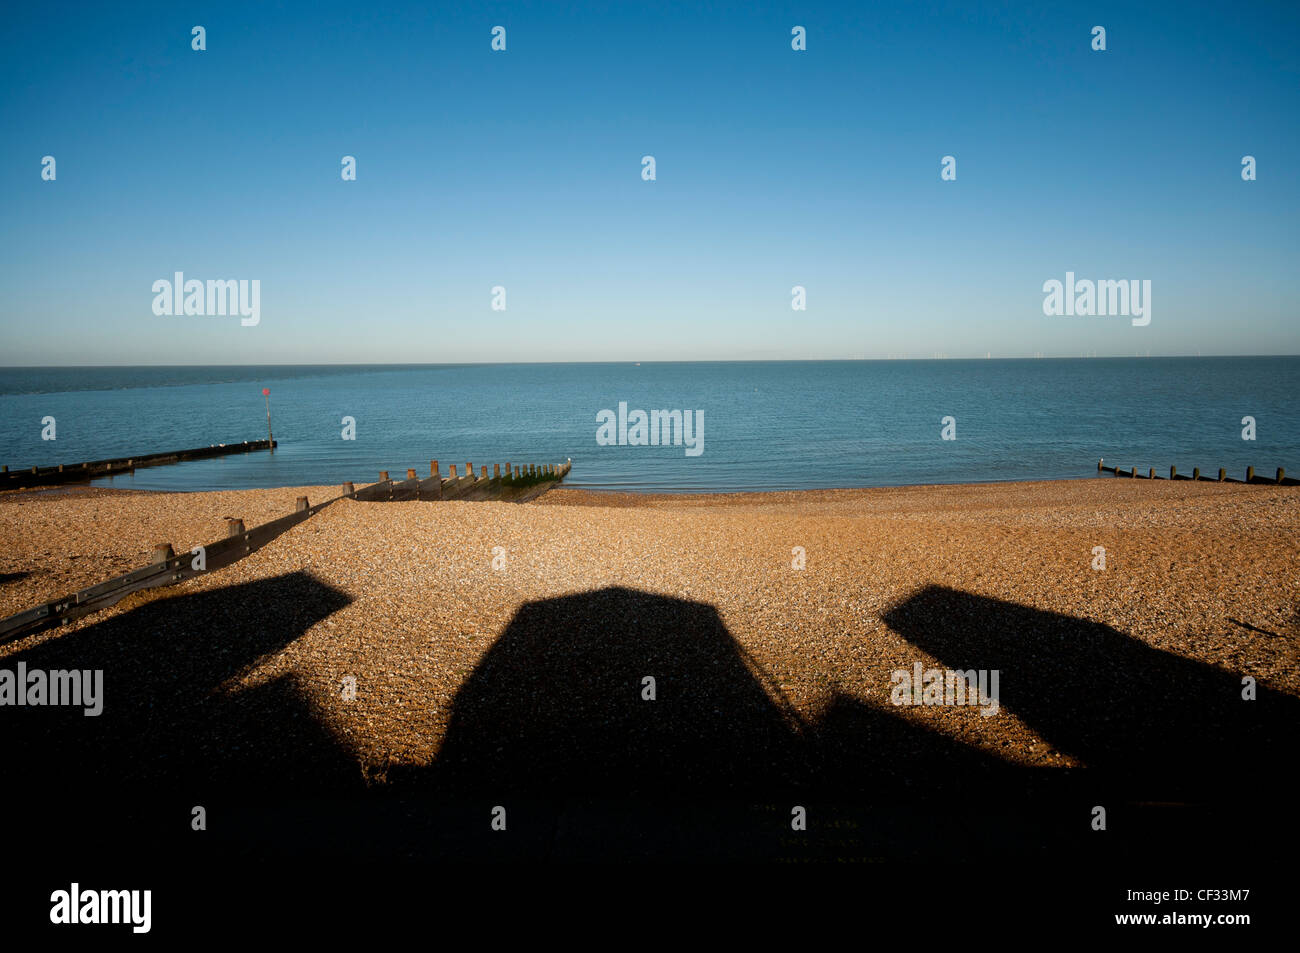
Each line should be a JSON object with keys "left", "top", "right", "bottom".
{"left": 1, "top": 439, "right": 277, "bottom": 490}
{"left": 0, "top": 457, "right": 573, "bottom": 641}
{"left": 1098, "top": 459, "right": 1297, "bottom": 486}
{"left": 347, "top": 459, "right": 573, "bottom": 504}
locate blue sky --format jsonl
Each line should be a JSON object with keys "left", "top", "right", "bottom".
{"left": 1, "top": 0, "right": 1296, "bottom": 363}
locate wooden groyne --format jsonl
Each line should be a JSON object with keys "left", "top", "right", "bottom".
{"left": 1, "top": 439, "right": 277, "bottom": 490}
{"left": 0, "top": 490, "right": 329, "bottom": 643}
{"left": 349, "top": 459, "right": 573, "bottom": 504}
{"left": 1098, "top": 459, "right": 1297, "bottom": 486}
{"left": 0, "top": 457, "right": 573, "bottom": 641}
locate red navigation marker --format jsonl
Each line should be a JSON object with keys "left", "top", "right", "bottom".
{"left": 262, "top": 388, "right": 270, "bottom": 396}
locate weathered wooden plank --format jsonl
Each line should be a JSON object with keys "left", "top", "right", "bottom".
{"left": 0, "top": 492, "right": 339, "bottom": 643}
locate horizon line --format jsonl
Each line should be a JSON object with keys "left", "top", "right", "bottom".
{"left": 2, "top": 356, "right": 1300, "bottom": 369}
{"left": 3, "top": 354, "right": 1299, "bottom": 369}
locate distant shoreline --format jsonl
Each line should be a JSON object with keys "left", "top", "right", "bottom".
{"left": 5, "top": 473, "right": 1114, "bottom": 499}
{"left": 5, "top": 472, "right": 1292, "bottom": 505}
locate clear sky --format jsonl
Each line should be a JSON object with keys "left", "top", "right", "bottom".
{"left": 1, "top": 0, "right": 1296, "bottom": 364}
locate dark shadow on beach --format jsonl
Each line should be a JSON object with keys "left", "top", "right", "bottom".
{"left": 411, "top": 586, "right": 808, "bottom": 798}
{"left": 5, "top": 570, "right": 357, "bottom": 795}
{"left": 4, "top": 580, "right": 1295, "bottom": 864}
{"left": 383, "top": 585, "right": 1297, "bottom": 860}
{"left": 880, "top": 585, "right": 1300, "bottom": 801}
{"left": 3, "top": 571, "right": 364, "bottom": 869}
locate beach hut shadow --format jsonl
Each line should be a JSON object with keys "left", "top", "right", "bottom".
{"left": 878, "top": 585, "right": 1300, "bottom": 801}
{"left": 3, "top": 569, "right": 370, "bottom": 870}
{"left": 423, "top": 586, "right": 810, "bottom": 799}
{"left": 4, "top": 570, "right": 359, "bottom": 796}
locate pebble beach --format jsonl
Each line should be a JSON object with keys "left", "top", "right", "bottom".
{"left": 2, "top": 476, "right": 1296, "bottom": 796}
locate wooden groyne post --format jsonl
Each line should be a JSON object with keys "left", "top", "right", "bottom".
{"left": 1098, "top": 458, "right": 1296, "bottom": 486}
{"left": 349, "top": 456, "right": 572, "bottom": 503}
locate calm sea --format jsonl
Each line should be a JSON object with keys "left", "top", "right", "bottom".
{"left": 0, "top": 360, "right": 1296, "bottom": 493}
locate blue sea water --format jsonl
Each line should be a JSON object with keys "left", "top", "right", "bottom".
{"left": 0, "top": 359, "right": 1296, "bottom": 493}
